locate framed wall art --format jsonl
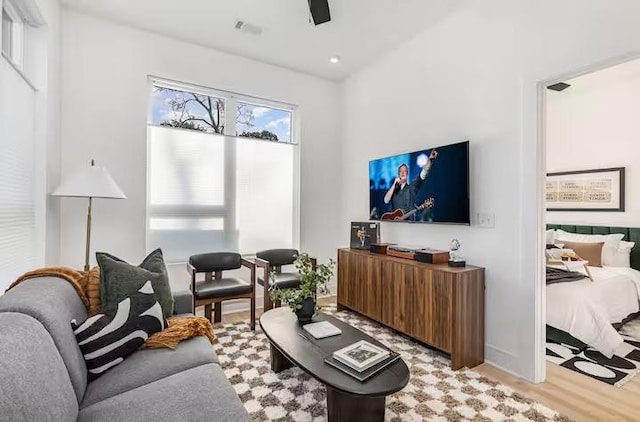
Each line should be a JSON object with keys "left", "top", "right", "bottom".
{"left": 546, "top": 167, "right": 625, "bottom": 212}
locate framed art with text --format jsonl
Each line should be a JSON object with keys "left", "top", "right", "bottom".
{"left": 546, "top": 167, "right": 625, "bottom": 212}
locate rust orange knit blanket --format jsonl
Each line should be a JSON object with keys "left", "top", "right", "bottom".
{"left": 6, "top": 267, "right": 214, "bottom": 349}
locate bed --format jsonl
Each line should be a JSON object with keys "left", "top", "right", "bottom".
{"left": 546, "top": 225, "right": 640, "bottom": 358}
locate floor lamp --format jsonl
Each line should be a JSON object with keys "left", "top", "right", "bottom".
{"left": 52, "top": 160, "right": 126, "bottom": 271}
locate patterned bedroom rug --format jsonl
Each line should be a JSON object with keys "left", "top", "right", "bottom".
{"left": 213, "top": 307, "right": 570, "bottom": 421}
{"left": 545, "top": 332, "right": 640, "bottom": 387}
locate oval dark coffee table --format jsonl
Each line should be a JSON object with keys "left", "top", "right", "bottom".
{"left": 259, "top": 307, "right": 410, "bottom": 422}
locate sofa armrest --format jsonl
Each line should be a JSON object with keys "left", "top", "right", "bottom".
{"left": 172, "top": 289, "right": 194, "bottom": 315}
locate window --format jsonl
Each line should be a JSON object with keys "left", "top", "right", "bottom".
{"left": 0, "top": 43, "right": 37, "bottom": 289}
{"left": 1, "top": 9, "right": 11, "bottom": 56}
{"left": 1, "top": 0, "right": 24, "bottom": 68}
{"left": 150, "top": 86, "right": 225, "bottom": 134}
{"left": 147, "top": 80, "right": 298, "bottom": 261}
{"left": 236, "top": 102, "right": 292, "bottom": 142}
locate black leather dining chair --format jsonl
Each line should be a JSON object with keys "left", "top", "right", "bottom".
{"left": 254, "top": 249, "right": 316, "bottom": 312}
{"left": 187, "top": 252, "right": 255, "bottom": 330}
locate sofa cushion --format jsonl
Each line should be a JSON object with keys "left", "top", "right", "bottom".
{"left": 0, "top": 312, "right": 79, "bottom": 421}
{"left": 195, "top": 278, "right": 252, "bottom": 300}
{"left": 257, "top": 272, "right": 301, "bottom": 289}
{"left": 78, "top": 364, "right": 248, "bottom": 422}
{"left": 172, "top": 288, "right": 194, "bottom": 315}
{"left": 73, "top": 281, "right": 167, "bottom": 381}
{"left": 97, "top": 248, "right": 174, "bottom": 317}
{"left": 82, "top": 336, "right": 218, "bottom": 408}
{"left": 0, "top": 276, "right": 89, "bottom": 402}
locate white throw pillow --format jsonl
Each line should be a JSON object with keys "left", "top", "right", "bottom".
{"left": 545, "top": 229, "right": 556, "bottom": 245}
{"left": 607, "top": 241, "right": 635, "bottom": 268}
{"left": 619, "top": 240, "right": 636, "bottom": 253}
{"left": 554, "top": 230, "right": 624, "bottom": 266}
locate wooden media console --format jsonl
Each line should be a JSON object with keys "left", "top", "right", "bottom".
{"left": 337, "top": 248, "right": 485, "bottom": 370}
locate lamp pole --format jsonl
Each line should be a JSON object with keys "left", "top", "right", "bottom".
{"left": 84, "top": 196, "right": 93, "bottom": 271}
{"left": 83, "top": 159, "right": 95, "bottom": 272}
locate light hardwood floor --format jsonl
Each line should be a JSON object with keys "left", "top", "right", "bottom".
{"left": 214, "top": 296, "right": 640, "bottom": 422}
{"left": 475, "top": 362, "right": 640, "bottom": 422}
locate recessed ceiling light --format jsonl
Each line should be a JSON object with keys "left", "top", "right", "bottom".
{"left": 329, "top": 55, "right": 341, "bottom": 64}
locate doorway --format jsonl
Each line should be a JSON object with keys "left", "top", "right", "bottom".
{"left": 534, "top": 54, "right": 640, "bottom": 385}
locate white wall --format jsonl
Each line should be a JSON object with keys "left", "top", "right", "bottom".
{"left": 547, "top": 61, "right": 640, "bottom": 226}
{"left": 341, "top": 0, "right": 640, "bottom": 380}
{"left": 60, "top": 11, "right": 342, "bottom": 293}
{"left": 34, "top": 0, "right": 62, "bottom": 266}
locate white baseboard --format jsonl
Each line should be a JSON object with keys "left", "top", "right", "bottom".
{"left": 484, "top": 344, "right": 521, "bottom": 378}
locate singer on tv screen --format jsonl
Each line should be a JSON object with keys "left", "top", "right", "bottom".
{"left": 369, "top": 141, "right": 470, "bottom": 225}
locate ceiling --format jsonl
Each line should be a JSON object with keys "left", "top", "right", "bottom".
{"left": 61, "top": 0, "right": 463, "bottom": 81}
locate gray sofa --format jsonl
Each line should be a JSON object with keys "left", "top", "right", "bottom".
{"left": 0, "top": 276, "right": 249, "bottom": 422}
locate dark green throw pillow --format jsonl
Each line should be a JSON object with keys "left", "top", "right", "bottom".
{"left": 97, "top": 249, "right": 174, "bottom": 318}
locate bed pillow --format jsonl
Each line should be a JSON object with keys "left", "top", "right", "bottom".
{"left": 607, "top": 241, "right": 635, "bottom": 268}
{"left": 560, "top": 241, "right": 604, "bottom": 267}
{"left": 555, "top": 229, "right": 624, "bottom": 245}
{"left": 545, "top": 229, "right": 556, "bottom": 245}
{"left": 555, "top": 230, "right": 624, "bottom": 266}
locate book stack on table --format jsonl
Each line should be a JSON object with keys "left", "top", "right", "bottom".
{"left": 303, "top": 321, "right": 342, "bottom": 339}
{"left": 324, "top": 340, "right": 401, "bottom": 382}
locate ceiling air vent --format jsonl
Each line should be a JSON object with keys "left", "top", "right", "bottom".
{"left": 234, "top": 20, "right": 263, "bottom": 36}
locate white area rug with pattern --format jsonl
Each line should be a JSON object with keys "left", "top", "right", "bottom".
{"left": 546, "top": 319, "right": 640, "bottom": 387}
{"left": 214, "top": 307, "right": 570, "bottom": 421}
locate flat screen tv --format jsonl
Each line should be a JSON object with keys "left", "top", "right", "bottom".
{"left": 369, "top": 141, "right": 470, "bottom": 225}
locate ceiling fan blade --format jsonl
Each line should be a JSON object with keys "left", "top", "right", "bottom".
{"left": 308, "top": 0, "right": 331, "bottom": 25}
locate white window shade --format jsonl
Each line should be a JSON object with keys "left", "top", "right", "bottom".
{"left": 148, "top": 127, "right": 225, "bottom": 206}
{"left": 147, "top": 126, "right": 297, "bottom": 262}
{"left": 0, "top": 58, "right": 36, "bottom": 290}
{"left": 235, "top": 138, "right": 294, "bottom": 253}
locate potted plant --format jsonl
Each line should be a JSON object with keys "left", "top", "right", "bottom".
{"left": 269, "top": 253, "right": 335, "bottom": 323}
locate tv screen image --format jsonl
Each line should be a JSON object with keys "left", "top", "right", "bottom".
{"left": 369, "top": 141, "right": 470, "bottom": 225}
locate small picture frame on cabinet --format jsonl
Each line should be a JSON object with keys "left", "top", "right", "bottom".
{"left": 350, "top": 222, "right": 380, "bottom": 250}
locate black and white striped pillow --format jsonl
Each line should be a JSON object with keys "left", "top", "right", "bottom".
{"left": 71, "top": 280, "right": 167, "bottom": 380}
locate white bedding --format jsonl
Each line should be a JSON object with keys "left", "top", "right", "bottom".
{"left": 547, "top": 266, "right": 640, "bottom": 358}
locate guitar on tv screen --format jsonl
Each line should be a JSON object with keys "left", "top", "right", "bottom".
{"left": 369, "top": 141, "right": 470, "bottom": 225}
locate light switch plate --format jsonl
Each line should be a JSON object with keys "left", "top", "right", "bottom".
{"left": 477, "top": 212, "right": 495, "bottom": 228}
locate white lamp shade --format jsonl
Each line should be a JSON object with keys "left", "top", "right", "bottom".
{"left": 52, "top": 163, "right": 126, "bottom": 199}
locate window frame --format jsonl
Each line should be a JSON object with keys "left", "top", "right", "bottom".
{"left": 145, "top": 77, "right": 301, "bottom": 262}
{"left": 1, "top": 0, "right": 25, "bottom": 70}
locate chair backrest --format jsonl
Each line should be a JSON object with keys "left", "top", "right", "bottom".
{"left": 189, "top": 252, "right": 242, "bottom": 273}
{"left": 256, "top": 249, "right": 299, "bottom": 267}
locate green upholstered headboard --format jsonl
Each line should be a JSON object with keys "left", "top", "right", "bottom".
{"left": 547, "top": 224, "right": 640, "bottom": 271}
